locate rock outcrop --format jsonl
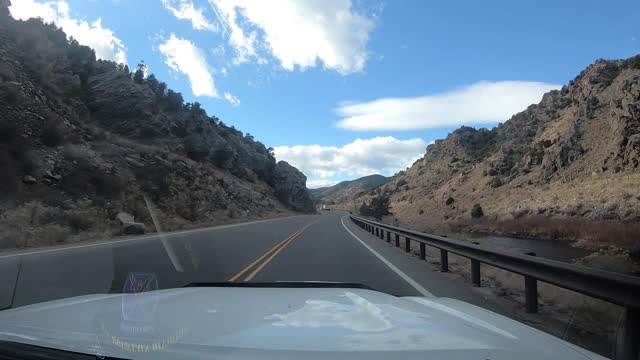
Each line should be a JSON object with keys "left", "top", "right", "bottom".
{"left": 0, "top": 9, "right": 313, "bottom": 249}
{"left": 273, "top": 161, "right": 314, "bottom": 213}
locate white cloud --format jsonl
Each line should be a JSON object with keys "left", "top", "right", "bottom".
{"left": 307, "top": 179, "right": 340, "bottom": 189}
{"left": 336, "top": 81, "right": 561, "bottom": 131}
{"left": 209, "top": 0, "right": 374, "bottom": 74}
{"left": 158, "top": 34, "right": 218, "bottom": 97}
{"left": 9, "top": 0, "right": 127, "bottom": 64}
{"left": 223, "top": 92, "right": 240, "bottom": 106}
{"left": 274, "top": 136, "right": 427, "bottom": 179}
{"left": 161, "top": 0, "right": 218, "bottom": 31}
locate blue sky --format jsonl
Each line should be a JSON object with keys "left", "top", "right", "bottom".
{"left": 10, "top": 0, "right": 640, "bottom": 187}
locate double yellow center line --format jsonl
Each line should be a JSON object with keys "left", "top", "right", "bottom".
{"left": 227, "top": 219, "right": 319, "bottom": 282}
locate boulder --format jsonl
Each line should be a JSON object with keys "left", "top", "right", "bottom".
{"left": 273, "top": 161, "right": 314, "bottom": 213}
{"left": 122, "top": 222, "right": 146, "bottom": 235}
{"left": 116, "top": 212, "right": 146, "bottom": 235}
{"left": 116, "top": 212, "right": 135, "bottom": 224}
{"left": 44, "top": 171, "right": 62, "bottom": 181}
{"left": 22, "top": 175, "right": 36, "bottom": 184}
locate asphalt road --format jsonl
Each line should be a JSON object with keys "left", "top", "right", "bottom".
{"left": 0, "top": 211, "right": 497, "bottom": 311}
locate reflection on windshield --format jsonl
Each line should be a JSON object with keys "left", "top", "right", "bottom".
{"left": 266, "top": 292, "right": 393, "bottom": 331}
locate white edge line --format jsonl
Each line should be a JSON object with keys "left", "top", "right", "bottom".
{"left": 0, "top": 215, "right": 307, "bottom": 259}
{"left": 340, "top": 215, "right": 434, "bottom": 297}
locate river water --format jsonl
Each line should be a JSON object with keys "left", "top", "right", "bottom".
{"left": 452, "top": 233, "right": 592, "bottom": 263}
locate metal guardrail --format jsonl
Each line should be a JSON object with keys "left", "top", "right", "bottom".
{"left": 350, "top": 215, "right": 640, "bottom": 360}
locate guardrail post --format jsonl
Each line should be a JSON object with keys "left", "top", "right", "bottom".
{"left": 523, "top": 252, "right": 538, "bottom": 314}
{"left": 405, "top": 238, "right": 410, "bottom": 253}
{"left": 386, "top": 231, "right": 391, "bottom": 242}
{"left": 440, "top": 249, "right": 448, "bottom": 272}
{"left": 524, "top": 276, "right": 538, "bottom": 313}
{"left": 375, "top": 228, "right": 379, "bottom": 236}
{"left": 420, "top": 243, "right": 426, "bottom": 260}
{"left": 380, "top": 229, "right": 384, "bottom": 239}
{"left": 395, "top": 234, "right": 400, "bottom": 247}
{"left": 615, "top": 307, "right": 639, "bottom": 360}
{"left": 471, "top": 259, "right": 481, "bottom": 286}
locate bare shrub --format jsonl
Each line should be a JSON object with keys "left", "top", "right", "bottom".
{"left": 0, "top": 151, "right": 20, "bottom": 198}
{"left": 134, "top": 164, "right": 170, "bottom": 200}
{"left": 227, "top": 206, "right": 239, "bottom": 219}
{"left": 34, "top": 206, "right": 63, "bottom": 225}
{"left": 471, "top": 204, "right": 484, "bottom": 218}
{"left": 0, "top": 203, "right": 71, "bottom": 248}
{"left": 0, "top": 118, "right": 35, "bottom": 197}
{"left": 131, "top": 201, "right": 151, "bottom": 223}
{"left": 33, "top": 224, "right": 72, "bottom": 245}
{"left": 41, "top": 191, "right": 68, "bottom": 208}
{"left": 65, "top": 213, "right": 93, "bottom": 233}
{"left": 63, "top": 160, "right": 124, "bottom": 198}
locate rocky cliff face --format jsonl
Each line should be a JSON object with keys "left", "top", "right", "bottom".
{"left": 335, "top": 56, "right": 640, "bottom": 234}
{"left": 273, "top": 161, "right": 314, "bottom": 212}
{"left": 0, "top": 12, "right": 312, "bottom": 249}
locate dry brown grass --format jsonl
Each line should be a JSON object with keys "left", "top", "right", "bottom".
{"left": 0, "top": 202, "right": 115, "bottom": 249}
{"left": 0, "top": 203, "right": 72, "bottom": 248}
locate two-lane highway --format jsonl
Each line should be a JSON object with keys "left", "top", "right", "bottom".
{"left": 0, "top": 211, "right": 496, "bottom": 311}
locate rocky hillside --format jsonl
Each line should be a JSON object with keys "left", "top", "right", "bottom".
{"left": 0, "top": 10, "right": 313, "bottom": 249}
{"left": 336, "top": 56, "right": 640, "bottom": 247}
{"left": 311, "top": 175, "right": 389, "bottom": 205}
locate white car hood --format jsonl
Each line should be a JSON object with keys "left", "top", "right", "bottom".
{"left": 0, "top": 287, "right": 605, "bottom": 360}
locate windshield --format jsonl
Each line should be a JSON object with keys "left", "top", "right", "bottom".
{"left": 0, "top": 0, "right": 638, "bottom": 359}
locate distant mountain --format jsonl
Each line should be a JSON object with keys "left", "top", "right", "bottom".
{"left": 308, "top": 187, "right": 329, "bottom": 198}
{"left": 0, "top": 10, "right": 314, "bottom": 249}
{"left": 311, "top": 175, "right": 389, "bottom": 205}
{"left": 332, "top": 56, "right": 640, "bottom": 236}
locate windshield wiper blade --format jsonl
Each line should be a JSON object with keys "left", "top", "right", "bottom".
{"left": 183, "top": 281, "right": 375, "bottom": 290}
